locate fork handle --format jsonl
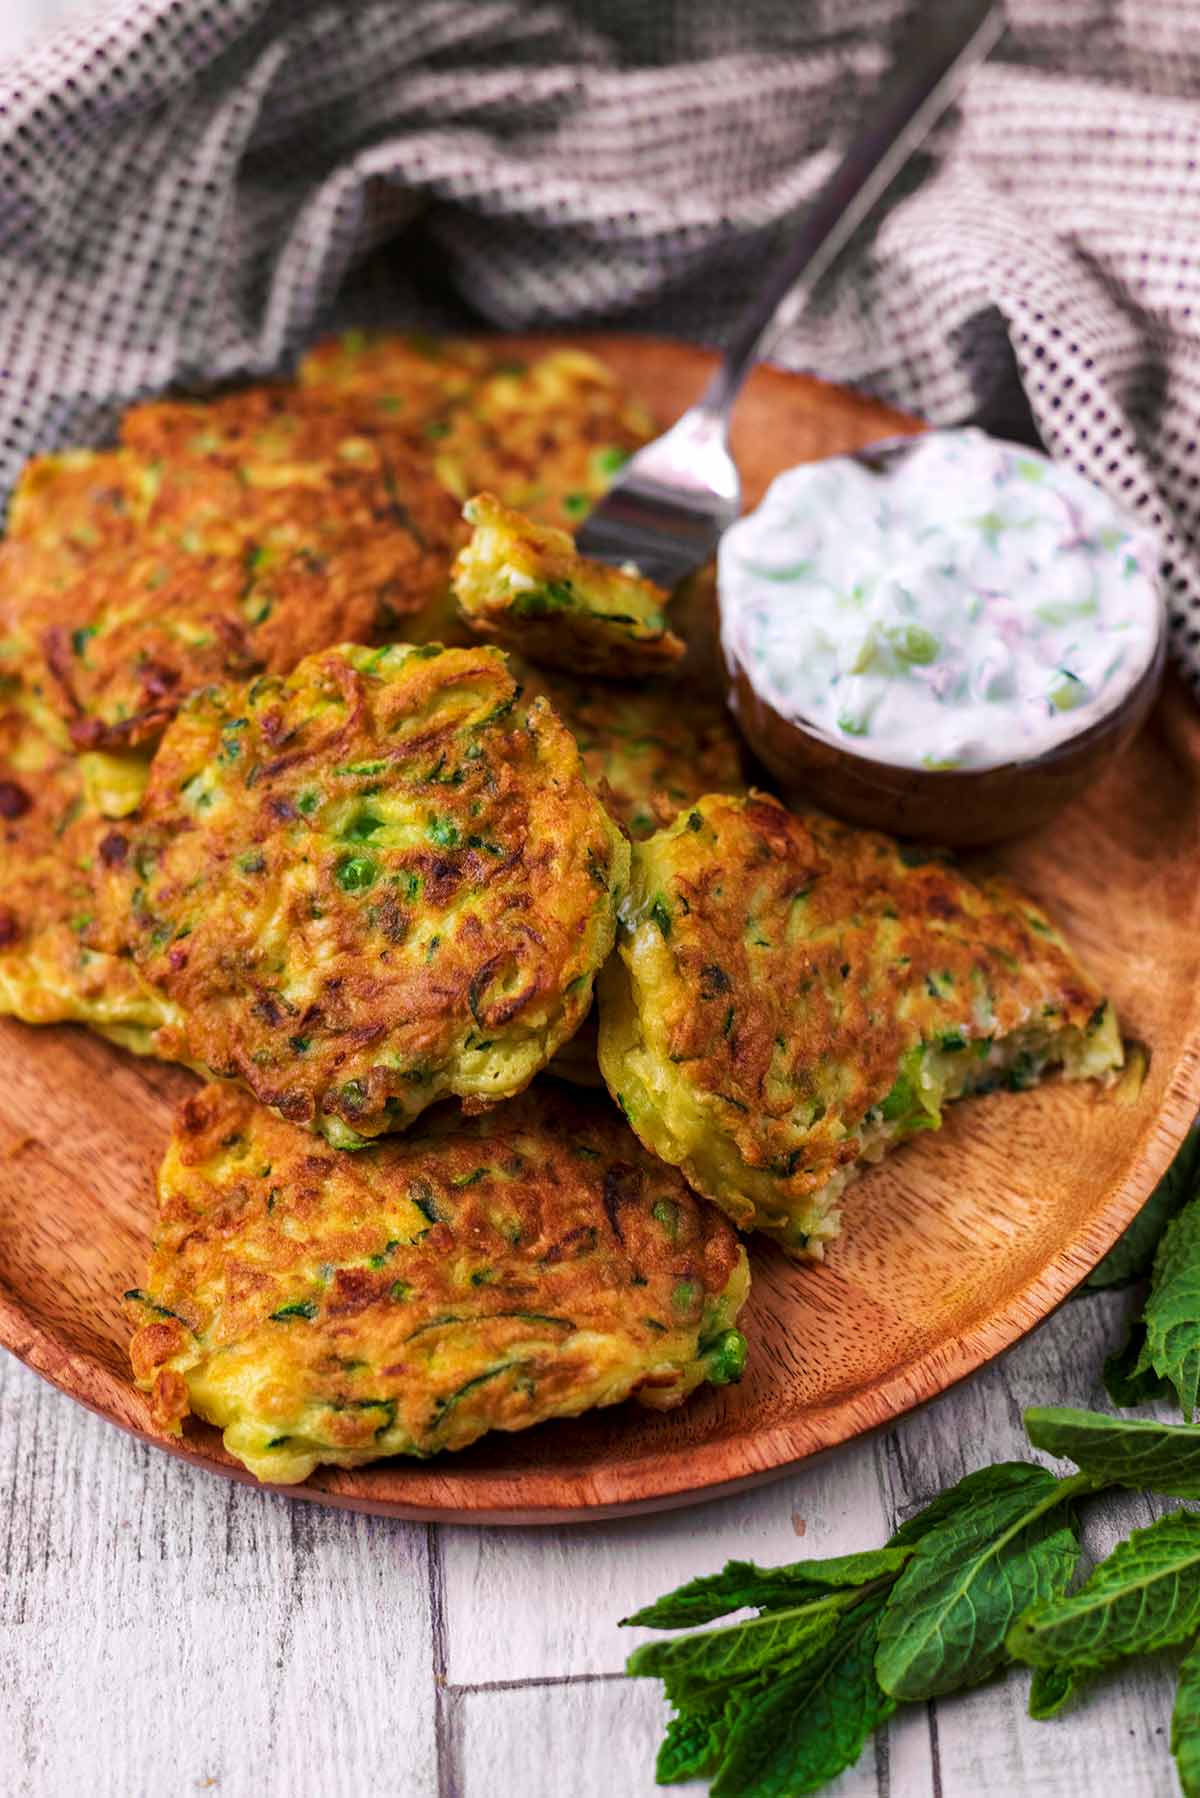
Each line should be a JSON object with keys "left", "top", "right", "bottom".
{"left": 701, "top": 0, "right": 1004, "bottom": 422}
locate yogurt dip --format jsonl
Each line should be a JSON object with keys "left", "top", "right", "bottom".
{"left": 718, "top": 429, "right": 1163, "bottom": 772}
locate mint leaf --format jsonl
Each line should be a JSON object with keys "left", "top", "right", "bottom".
{"left": 626, "top": 1589, "right": 858, "bottom": 1704}
{"left": 708, "top": 1586, "right": 895, "bottom": 1798}
{"left": 1137, "top": 1199, "right": 1200, "bottom": 1419}
{"left": 1009, "top": 1510, "right": 1200, "bottom": 1672}
{"left": 1028, "top": 1663, "right": 1077, "bottom": 1719}
{"left": 1087, "top": 1128, "right": 1200, "bottom": 1289}
{"left": 887, "top": 1460, "right": 1053, "bottom": 1547}
{"left": 1173, "top": 1639, "right": 1200, "bottom": 1798}
{"left": 1027, "top": 1407, "right": 1200, "bottom": 1497}
{"left": 875, "top": 1468, "right": 1088, "bottom": 1700}
{"left": 622, "top": 1548, "right": 911, "bottom": 1629}
{"left": 1103, "top": 1323, "right": 1171, "bottom": 1408}
{"left": 655, "top": 1698, "right": 730, "bottom": 1785}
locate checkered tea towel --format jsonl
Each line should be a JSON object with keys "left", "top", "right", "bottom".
{"left": 2, "top": 0, "right": 1199, "bottom": 684}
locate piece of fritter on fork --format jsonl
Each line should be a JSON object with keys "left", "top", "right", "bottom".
{"left": 452, "top": 494, "right": 685, "bottom": 678}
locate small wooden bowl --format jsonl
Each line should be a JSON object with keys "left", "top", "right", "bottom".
{"left": 724, "top": 624, "right": 1167, "bottom": 846}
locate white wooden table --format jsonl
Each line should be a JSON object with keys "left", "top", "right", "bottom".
{"left": 2, "top": 1284, "right": 1183, "bottom": 1797}
{"left": 0, "top": 6, "right": 1185, "bottom": 1793}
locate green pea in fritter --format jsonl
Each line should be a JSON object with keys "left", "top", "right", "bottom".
{"left": 598, "top": 792, "right": 1123, "bottom": 1256}
{"left": 127, "top": 1079, "right": 750, "bottom": 1484}
{"left": 95, "top": 642, "right": 630, "bottom": 1144}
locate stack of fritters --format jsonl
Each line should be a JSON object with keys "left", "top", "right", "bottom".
{"left": 0, "top": 332, "right": 1122, "bottom": 1485}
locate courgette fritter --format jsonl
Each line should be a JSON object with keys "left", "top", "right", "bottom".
{"left": 522, "top": 662, "right": 747, "bottom": 840}
{"left": 127, "top": 1079, "right": 750, "bottom": 1483}
{"left": 0, "top": 696, "right": 175, "bottom": 1049}
{"left": 452, "top": 494, "right": 684, "bottom": 677}
{"left": 5, "top": 446, "right": 145, "bottom": 561}
{"left": 302, "top": 335, "right": 653, "bottom": 530}
{"left": 7, "top": 388, "right": 462, "bottom": 752}
{"left": 430, "top": 349, "right": 653, "bottom": 530}
{"left": 297, "top": 330, "right": 496, "bottom": 427}
{"left": 95, "top": 642, "right": 629, "bottom": 1144}
{"left": 598, "top": 792, "right": 1123, "bottom": 1255}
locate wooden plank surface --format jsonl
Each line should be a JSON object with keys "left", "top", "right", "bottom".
{"left": 3, "top": 1282, "right": 1193, "bottom": 1798}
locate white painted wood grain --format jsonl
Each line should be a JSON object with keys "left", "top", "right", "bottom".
{"left": 6, "top": 1285, "right": 1193, "bottom": 1798}
{"left": 0, "top": 1353, "right": 439, "bottom": 1798}
{"left": 439, "top": 1432, "right": 891, "bottom": 1683}
{"left": 452, "top": 1679, "right": 886, "bottom": 1798}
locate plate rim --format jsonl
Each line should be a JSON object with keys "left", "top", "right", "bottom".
{"left": 2, "top": 335, "right": 1197, "bottom": 1524}
{"left": 2, "top": 1046, "right": 1195, "bottom": 1523}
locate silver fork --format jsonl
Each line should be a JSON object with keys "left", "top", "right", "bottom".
{"left": 574, "top": 0, "right": 1003, "bottom": 589}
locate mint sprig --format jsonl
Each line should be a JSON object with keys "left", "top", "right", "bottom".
{"left": 621, "top": 1125, "right": 1200, "bottom": 1796}
{"left": 1027, "top": 1406, "right": 1200, "bottom": 1496}
{"left": 708, "top": 1586, "right": 895, "bottom": 1798}
{"left": 1138, "top": 1202, "right": 1200, "bottom": 1418}
{"left": 1009, "top": 1510, "right": 1200, "bottom": 1672}
{"left": 875, "top": 1466, "right": 1090, "bottom": 1700}
{"left": 623, "top": 1547, "right": 910, "bottom": 1630}
{"left": 1174, "top": 1641, "right": 1200, "bottom": 1798}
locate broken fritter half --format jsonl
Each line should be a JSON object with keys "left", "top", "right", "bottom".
{"left": 598, "top": 792, "right": 1123, "bottom": 1256}
{"left": 93, "top": 642, "right": 629, "bottom": 1145}
{"left": 127, "top": 1080, "right": 750, "bottom": 1483}
{"left": 452, "top": 493, "right": 685, "bottom": 678}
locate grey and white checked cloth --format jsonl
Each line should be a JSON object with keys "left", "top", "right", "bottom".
{"left": 2, "top": 0, "right": 1200, "bottom": 685}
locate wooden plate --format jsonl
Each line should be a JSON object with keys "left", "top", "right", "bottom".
{"left": 2, "top": 337, "right": 1198, "bottom": 1523}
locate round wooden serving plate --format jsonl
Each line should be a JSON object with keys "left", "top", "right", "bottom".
{"left": 1, "top": 337, "right": 1199, "bottom": 1523}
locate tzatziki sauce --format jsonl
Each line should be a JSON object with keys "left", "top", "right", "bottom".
{"left": 718, "top": 429, "right": 1162, "bottom": 771}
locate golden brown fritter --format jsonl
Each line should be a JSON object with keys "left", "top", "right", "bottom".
{"left": 297, "top": 330, "right": 496, "bottom": 428}
{"left": 517, "top": 660, "right": 746, "bottom": 840}
{"left": 95, "top": 642, "right": 630, "bottom": 1144}
{"left": 452, "top": 494, "right": 685, "bottom": 678}
{"left": 7, "top": 389, "right": 463, "bottom": 752}
{"left": 126, "top": 1079, "right": 750, "bottom": 1483}
{"left": 301, "top": 336, "right": 654, "bottom": 532}
{"left": 5, "top": 447, "right": 146, "bottom": 561}
{"left": 430, "top": 350, "right": 653, "bottom": 531}
{"left": 0, "top": 695, "right": 175, "bottom": 1048}
{"left": 598, "top": 792, "right": 1123, "bottom": 1255}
